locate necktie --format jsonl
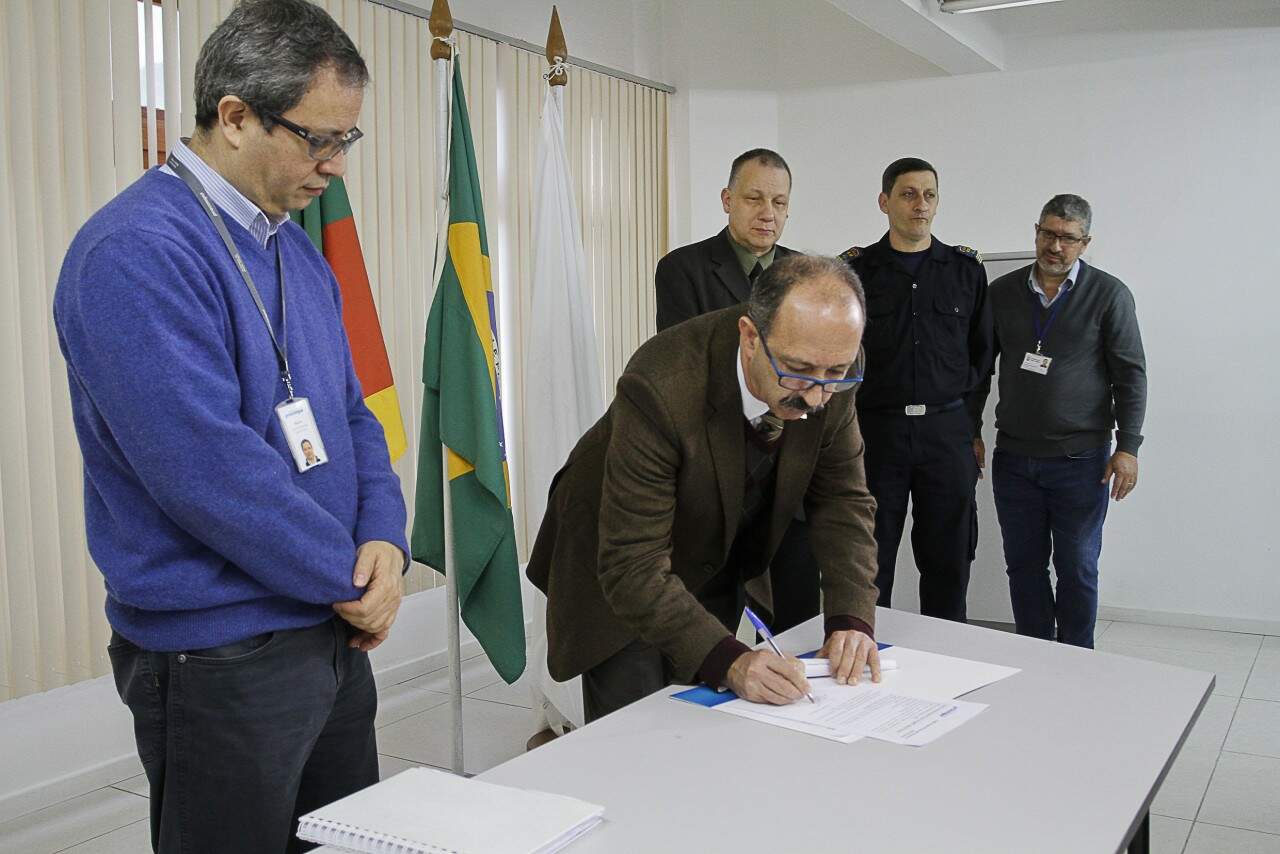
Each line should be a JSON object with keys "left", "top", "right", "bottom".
{"left": 755, "top": 412, "right": 784, "bottom": 443}
{"left": 748, "top": 261, "right": 764, "bottom": 285}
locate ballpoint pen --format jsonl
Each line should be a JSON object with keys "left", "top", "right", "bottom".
{"left": 743, "top": 606, "right": 816, "bottom": 704}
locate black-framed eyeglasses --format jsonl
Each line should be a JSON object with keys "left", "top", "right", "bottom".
{"left": 263, "top": 111, "right": 364, "bottom": 162}
{"left": 1035, "top": 225, "right": 1089, "bottom": 248}
{"left": 758, "top": 330, "right": 863, "bottom": 394}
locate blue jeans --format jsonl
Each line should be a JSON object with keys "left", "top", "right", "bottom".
{"left": 992, "top": 444, "right": 1110, "bottom": 648}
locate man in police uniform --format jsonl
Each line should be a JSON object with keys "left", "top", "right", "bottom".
{"left": 654, "top": 149, "right": 817, "bottom": 635}
{"left": 841, "top": 157, "right": 993, "bottom": 621}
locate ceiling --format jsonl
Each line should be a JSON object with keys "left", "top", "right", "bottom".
{"left": 971, "top": 0, "right": 1280, "bottom": 68}
{"left": 983, "top": 0, "right": 1280, "bottom": 39}
{"left": 663, "top": 0, "right": 947, "bottom": 91}
{"left": 667, "top": 0, "right": 1280, "bottom": 91}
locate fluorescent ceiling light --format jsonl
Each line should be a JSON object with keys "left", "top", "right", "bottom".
{"left": 940, "top": 0, "right": 1066, "bottom": 13}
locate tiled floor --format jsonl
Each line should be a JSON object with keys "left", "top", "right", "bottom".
{"left": 2, "top": 621, "right": 1279, "bottom": 853}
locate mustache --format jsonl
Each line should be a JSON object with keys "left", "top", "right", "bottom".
{"left": 781, "top": 394, "right": 824, "bottom": 415}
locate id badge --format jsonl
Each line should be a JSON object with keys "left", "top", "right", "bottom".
{"left": 276, "top": 397, "right": 328, "bottom": 472}
{"left": 1021, "top": 352, "right": 1052, "bottom": 375}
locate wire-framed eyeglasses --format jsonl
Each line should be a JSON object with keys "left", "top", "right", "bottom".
{"left": 1034, "top": 225, "right": 1089, "bottom": 248}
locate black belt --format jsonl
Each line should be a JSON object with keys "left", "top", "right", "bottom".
{"left": 859, "top": 399, "right": 964, "bottom": 417}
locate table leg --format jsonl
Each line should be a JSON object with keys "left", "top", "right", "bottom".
{"left": 1127, "top": 812, "right": 1150, "bottom": 854}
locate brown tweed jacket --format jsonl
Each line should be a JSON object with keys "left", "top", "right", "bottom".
{"left": 526, "top": 306, "right": 879, "bottom": 683}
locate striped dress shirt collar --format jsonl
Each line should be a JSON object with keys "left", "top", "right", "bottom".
{"left": 160, "top": 136, "right": 287, "bottom": 249}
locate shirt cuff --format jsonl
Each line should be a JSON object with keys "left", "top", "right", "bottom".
{"left": 824, "top": 615, "right": 874, "bottom": 640}
{"left": 697, "top": 636, "right": 753, "bottom": 689}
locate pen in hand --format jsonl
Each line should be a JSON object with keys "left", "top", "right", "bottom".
{"left": 743, "top": 606, "right": 816, "bottom": 704}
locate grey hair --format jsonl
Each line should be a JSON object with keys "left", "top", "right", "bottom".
{"left": 747, "top": 255, "right": 865, "bottom": 339}
{"left": 194, "top": 0, "right": 369, "bottom": 131}
{"left": 1039, "top": 194, "right": 1093, "bottom": 235}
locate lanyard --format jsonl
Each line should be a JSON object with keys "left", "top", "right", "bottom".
{"left": 1028, "top": 281, "right": 1073, "bottom": 355}
{"left": 166, "top": 154, "right": 295, "bottom": 399}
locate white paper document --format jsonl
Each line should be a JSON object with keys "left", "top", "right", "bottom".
{"left": 711, "top": 646, "right": 1015, "bottom": 746}
{"left": 803, "top": 658, "right": 897, "bottom": 678}
{"left": 717, "top": 681, "right": 987, "bottom": 746}
{"left": 870, "top": 647, "right": 1019, "bottom": 701}
{"left": 788, "top": 647, "right": 1018, "bottom": 701}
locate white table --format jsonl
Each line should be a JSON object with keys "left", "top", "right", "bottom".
{"left": 473, "top": 609, "right": 1211, "bottom": 854}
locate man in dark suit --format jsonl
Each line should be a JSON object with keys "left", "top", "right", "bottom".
{"left": 656, "top": 148, "right": 796, "bottom": 330}
{"left": 654, "top": 149, "right": 817, "bottom": 636}
{"left": 530, "top": 255, "right": 881, "bottom": 722}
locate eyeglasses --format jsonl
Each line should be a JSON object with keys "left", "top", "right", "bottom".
{"left": 263, "top": 111, "right": 364, "bottom": 161}
{"left": 758, "top": 330, "right": 863, "bottom": 394}
{"left": 1035, "top": 225, "right": 1089, "bottom": 247}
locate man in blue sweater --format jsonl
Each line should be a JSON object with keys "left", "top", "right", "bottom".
{"left": 975, "top": 195, "right": 1147, "bottom": 649}
{"left": 53, "top": 2, "right": 406, "bottom": 851}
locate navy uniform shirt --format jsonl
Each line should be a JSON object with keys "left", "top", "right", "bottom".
{"left": 842, "top": 233, "right": 994, "bottom": 431}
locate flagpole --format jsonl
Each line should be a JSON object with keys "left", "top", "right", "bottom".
{"left": 429, "top": 0, "right": 464, "bottom": 777}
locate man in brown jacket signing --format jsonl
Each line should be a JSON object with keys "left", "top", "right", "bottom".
{"left": 527, "top": 255, "right": 881, "bottom": 722}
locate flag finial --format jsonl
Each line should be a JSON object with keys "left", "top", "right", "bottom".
{"left": 545, "top": 6, "right": 568, "bottom": 87}
{"left": 430, "top": 0, "right": 454, "bottom": 61}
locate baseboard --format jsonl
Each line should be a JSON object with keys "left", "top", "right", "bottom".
{"left": 1097, "top": 605, "right": 1280, "bottom": 636}
{"left": 0, "top": 585, "right": 528, "bottom": 825}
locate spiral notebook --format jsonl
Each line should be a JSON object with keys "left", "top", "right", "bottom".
{"left": 296, "top": 767, "right": 605, "bottom": 854}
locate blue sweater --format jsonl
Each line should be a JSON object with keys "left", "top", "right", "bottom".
{"left": 54, "top": 169, "right": 408, "bottom": 651}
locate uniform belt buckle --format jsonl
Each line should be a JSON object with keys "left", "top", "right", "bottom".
{"left": 904, "top": 404, "right": 927, "bottom": 416}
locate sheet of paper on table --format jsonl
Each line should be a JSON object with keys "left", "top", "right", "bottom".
{"left": 804, "top": 646, "right": 1020, "bottom": 702}
{"left": 716, "top": 681, "right": 987, "bottom": 746}
{"left": 712, "top": 646, "right": 1017, "bottom": 746}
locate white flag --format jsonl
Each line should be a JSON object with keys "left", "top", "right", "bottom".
{"left": 524, "top": 85, "right": 604, "bottom": 733}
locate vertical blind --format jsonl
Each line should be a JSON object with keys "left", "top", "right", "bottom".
{"left": 0, "top": 0, "right": 666, "bottom": 701}
{"left": 0, "top": 1, "right": 143, "bottom": 701}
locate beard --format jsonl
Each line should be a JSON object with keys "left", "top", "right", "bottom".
{"left": 1038, "top": 255, "right": 1070, "bottom": 275}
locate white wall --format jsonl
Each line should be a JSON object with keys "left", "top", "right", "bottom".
{"left": 768, "top": 33, "right": 1280, "bottom": 629}
{"left": 655, "top": 0, "right": 943, "bottom": 249}
{"left": 667, "top": 89, "right": 781, "bottom": 246}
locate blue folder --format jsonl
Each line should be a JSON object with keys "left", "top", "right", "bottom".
{"left": 671, "top": 643, "right": 893, "bottom": 707}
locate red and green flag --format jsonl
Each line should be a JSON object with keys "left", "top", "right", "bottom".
{"left": 293, "top": 178, "right": 408, "bottom": 461}
{"left": 412, "top": 63, "right": 525, "bottom": 684}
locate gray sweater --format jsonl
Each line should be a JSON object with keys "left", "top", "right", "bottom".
{"left": 976, "top": 260, "right": 1147, "bottom": 458}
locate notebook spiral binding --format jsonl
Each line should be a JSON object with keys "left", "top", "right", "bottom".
{"left": 299, "top": 817, "right": 461, "bottom": 854}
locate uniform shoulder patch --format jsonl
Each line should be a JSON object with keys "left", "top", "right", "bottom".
{"left": 954, "top": 245, "right": 983, "bottom": 264}
{"left": 839, "top": 245, "right": 862, "bottom": 262}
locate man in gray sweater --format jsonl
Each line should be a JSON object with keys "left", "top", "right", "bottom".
{"left": 975, "top": 194, "right": 1146, "bottom": 648}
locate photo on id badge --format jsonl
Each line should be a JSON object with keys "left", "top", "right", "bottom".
{"left": 277, "top": 397, "right": 327, "bottom": 472}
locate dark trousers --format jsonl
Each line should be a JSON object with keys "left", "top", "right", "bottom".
{"left": 765, "top": 518, "right": 821, "bottom": 635}
{"left": 108, "top": 617, "right": 380, "bottom": 854}
{"left": 582, "top": 574, "right": 744, "bottom": 723}
{"left": 860, "top": 407, "right": 978, "bottom": 622}
{"left": 992, "top": 444, "right": 1110, "bottom": 649}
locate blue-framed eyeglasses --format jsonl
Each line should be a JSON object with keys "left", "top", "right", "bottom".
{"left": 757, "top": 330, "right": 863, "bottom": 394}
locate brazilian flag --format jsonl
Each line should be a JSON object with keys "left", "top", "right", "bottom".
{"left": 412, "top": 63, "right": 525, "bottom": 684}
